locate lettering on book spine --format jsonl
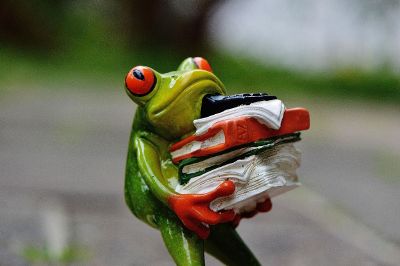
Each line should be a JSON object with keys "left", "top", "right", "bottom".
{"left": 236, "top": 120, "right": 249, "bottom": 142}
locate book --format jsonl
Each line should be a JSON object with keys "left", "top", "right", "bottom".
{"left": 175, "top": 143, "right": 301, "bottom": 213}
{"left": 170, "top": 105, "right": 310, "bottom": 163}
{"left": 178, "top": 133, "right": 301, "bottom": 185}
{"left": 195, "top": 99, "right": 285, "bottom": 135}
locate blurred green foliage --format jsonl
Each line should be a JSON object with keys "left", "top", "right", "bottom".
{"left": 22, "top": 245, "right": 89, "bottom": 264}
{"left": 0, "top": 0, "right": 399, "bottom": 103}
{"left": 1, "top": 45, "right": 399, "bottom": 104}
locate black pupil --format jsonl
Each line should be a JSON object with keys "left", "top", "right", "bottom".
{"left": 133, "top": 69, "right": 145, "bottom": 80}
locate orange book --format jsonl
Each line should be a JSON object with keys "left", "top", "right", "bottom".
{"left": 170, "top": 108, "right": 310, "bottom": 163}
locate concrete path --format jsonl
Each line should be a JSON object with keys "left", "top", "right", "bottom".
{"left": 0, "top": 87, "right": 399, "bottom": 265}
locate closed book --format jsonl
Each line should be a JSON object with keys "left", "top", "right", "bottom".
{"left": 170, "top": 108, "right": 310, "bottom": 163}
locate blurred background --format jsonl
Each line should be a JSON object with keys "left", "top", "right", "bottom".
{"left": 1, "top": 0, "right": 399, "bottom": 265}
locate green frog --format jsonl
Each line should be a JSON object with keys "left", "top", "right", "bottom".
{"left": 124, "top": 57, "right": 271, "bottom": 265}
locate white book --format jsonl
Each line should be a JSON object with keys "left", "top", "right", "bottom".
{"left": 175, "top": 143, "right": 301, "bottom": 213}
{"left": 193, "top": 99, "right": 285, "bottom": 135}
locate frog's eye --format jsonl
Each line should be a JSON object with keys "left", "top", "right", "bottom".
{"left": 125, "top": 66, "right": 156, "bottom": 96}
{"left": 193, "top": 57, "right": 213, "bottom": 72}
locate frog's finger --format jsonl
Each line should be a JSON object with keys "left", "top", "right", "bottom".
{"left": 184, "top": 218, "right": 210, "bottom": 240}
{"left": 191, "top": 207, "right": 235, "bottom": 225}
{"left": 256, "top": 198, "right": 272, "bottom": 212}
{"left": 231, "top": 214, "right": 242, "bottom": 228}
{"left": 198, "top": 180, "right": 235, "bottom": 203}
{"left": 240, "top": 210, "right": 257, "bottom": 218}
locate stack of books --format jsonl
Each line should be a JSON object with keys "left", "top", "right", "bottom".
{"left": 170, "top": 99, "right": 310, "bottom": 213}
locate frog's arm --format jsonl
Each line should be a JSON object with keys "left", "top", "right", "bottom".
{"left": 134, "top": 133, "right": 175, "bottom": 203}
{"left": 133, "top": 131, "right": 236, "bottom": 239}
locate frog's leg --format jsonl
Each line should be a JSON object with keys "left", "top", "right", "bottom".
{"left": 156, "top": 209, "right": 205, "bottom": 266}
{"left": 205, "top": 223, "right": 261, "bottom": 266}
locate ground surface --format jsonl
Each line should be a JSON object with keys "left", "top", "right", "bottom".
{"left": 0, "top": 87, "right": 399, "bottom": 265}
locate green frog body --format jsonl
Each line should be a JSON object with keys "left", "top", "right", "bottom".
{"left": 124, "top": 57, "right": 270, "bottom": 266}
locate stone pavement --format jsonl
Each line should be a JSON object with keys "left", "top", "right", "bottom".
{"left": 0, "top": 87, "right": 399, "bottom": 265}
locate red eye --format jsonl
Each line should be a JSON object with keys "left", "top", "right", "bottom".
{"left": 125, "top": 66, "right": 156, "bottom": 96}
{"left": 193, "top": 57, "right": 213, "bottom": 72}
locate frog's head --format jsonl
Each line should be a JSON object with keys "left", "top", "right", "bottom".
{"left": 125, "top": 57, "right": 226, "bottom": 140}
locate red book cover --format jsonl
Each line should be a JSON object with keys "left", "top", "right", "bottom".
{"left": 170, "top": 108, "right": 310, "bottom": 163}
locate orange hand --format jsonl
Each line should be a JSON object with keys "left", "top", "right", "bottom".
{"left": 232, "top": 198, "right": 273, "bottom": 228}
{"left": 168, "top": 180, "right": 236, "bottom": 239}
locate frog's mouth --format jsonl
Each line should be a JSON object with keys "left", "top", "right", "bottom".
{"left": 200, "top": 93, "right": 277, "bottom": 118}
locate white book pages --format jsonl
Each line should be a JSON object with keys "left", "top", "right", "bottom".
{"left": 181, "top": 134, "right": 299, "bottom": 175}
{"left": 182, "top": 146, "right": 251, "bottom": 175}
{"left": 175, "top": 143, "right": 301, "bottom": 213}
{"left": 193, "top": 100, "right": 285, "bottom": 135}
{"left": 176, "top": 155, "right": 255, "bottom": 193}
{"left": 170, "top": 130, "right": 225, "bottom": 159}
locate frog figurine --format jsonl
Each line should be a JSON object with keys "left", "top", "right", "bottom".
{"left": 124, "top": 57, "right": 272, "bottom": 266}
